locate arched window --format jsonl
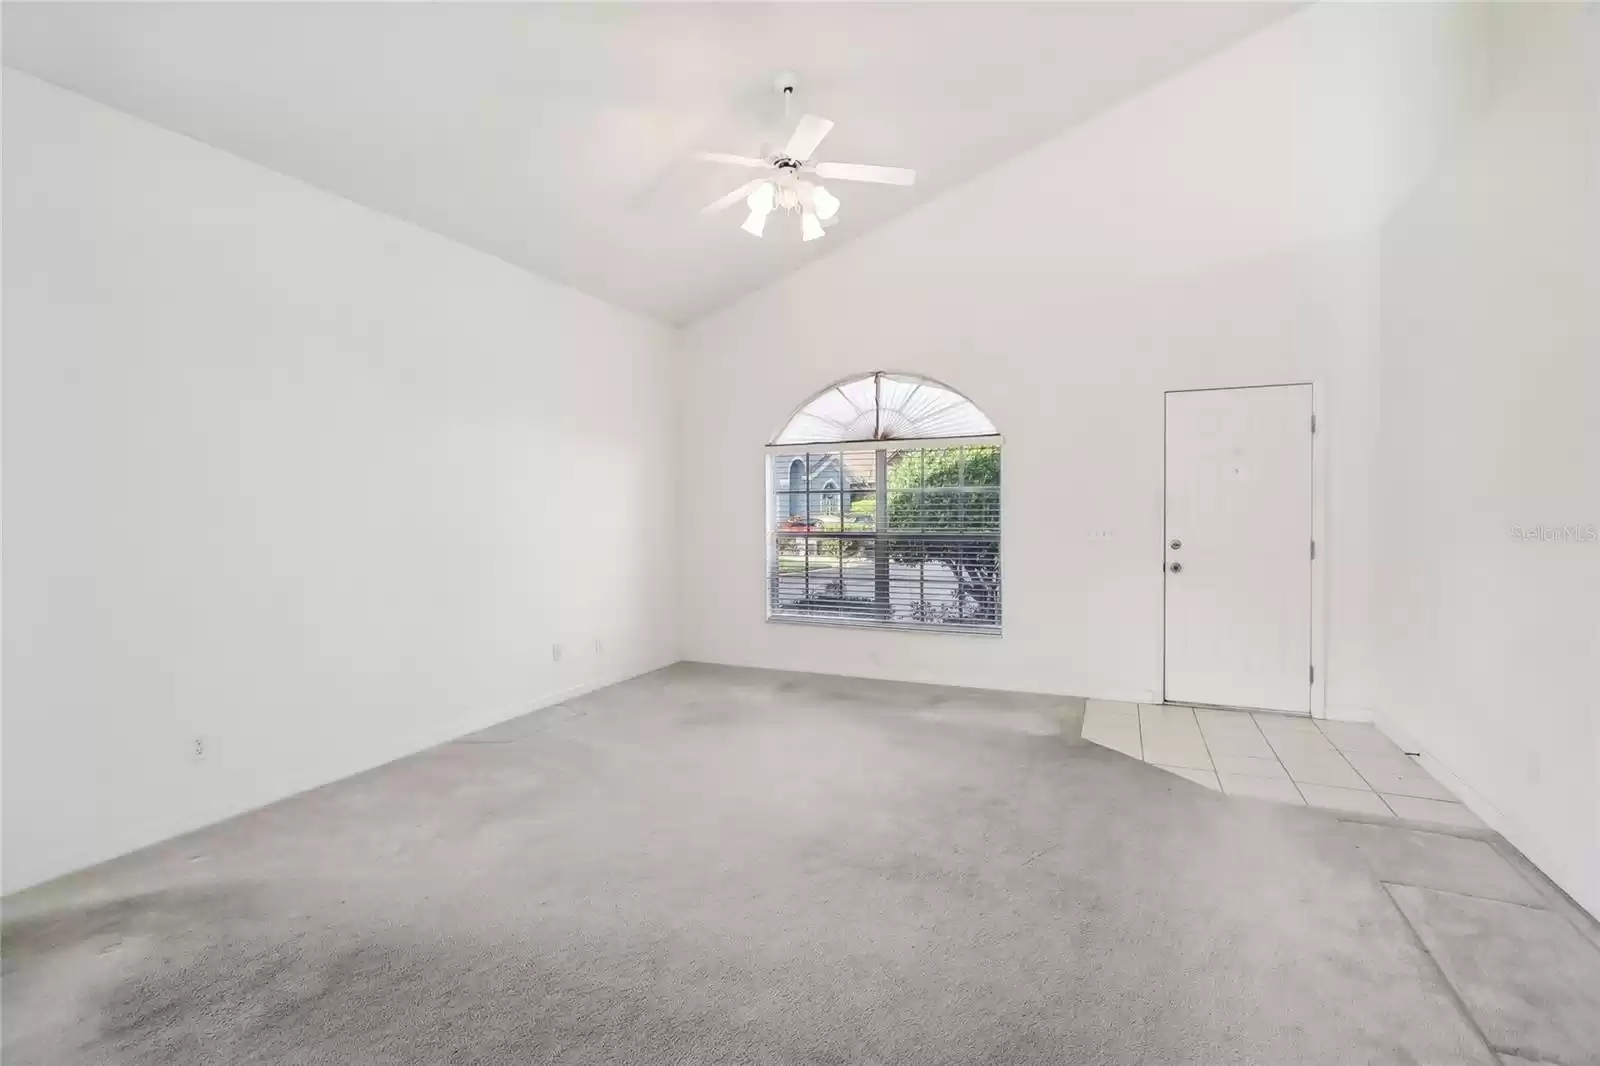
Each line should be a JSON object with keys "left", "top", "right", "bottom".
{"left": 768, "top": 372, "right": 1002, "bottom": 632}
{"left": 771, "top": 371, "right": 998, "bottom": 445}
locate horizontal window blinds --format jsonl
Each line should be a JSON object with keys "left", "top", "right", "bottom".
{"left": 768, "top": 443, "right": 1001, "bottom": 632}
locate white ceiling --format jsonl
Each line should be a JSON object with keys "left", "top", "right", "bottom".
{"left": 2, "top": 2, "right": 1294, "bottom": 325}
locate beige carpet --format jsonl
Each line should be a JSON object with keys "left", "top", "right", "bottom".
{"left": 6, "top": 663, "right": 1592, "bottom": 1064}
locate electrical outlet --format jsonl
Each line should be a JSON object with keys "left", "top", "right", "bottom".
{"left": 551, "top": 643, "right": 563, "bottom": 663}
{"left": 593, "top": 639, "right": 605, "bottom": 655}
{"left": 192, "top": 737, "right": 206, "bottom": 760}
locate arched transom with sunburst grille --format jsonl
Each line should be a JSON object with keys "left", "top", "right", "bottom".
{"left": 766, "top": 372, "right": 1001, "bottom": 634}
{"left": 771, "top": 372, "right": 997, "bottom": 446}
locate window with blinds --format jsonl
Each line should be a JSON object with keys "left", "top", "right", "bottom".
{"left": 768, "top": 442, "right": 1002, "bottom": 632}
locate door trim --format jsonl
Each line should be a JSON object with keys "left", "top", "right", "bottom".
{"left": 1161, "top": 381, "right": 1327, "bottom": 719}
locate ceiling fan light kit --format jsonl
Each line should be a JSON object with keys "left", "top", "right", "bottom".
{"left": 698, "top": 74, "right": 915, "bottom": 242}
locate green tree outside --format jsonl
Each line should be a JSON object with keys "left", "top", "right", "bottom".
{"left": 884, "top": 446, "right": 1000, "bottom": 623}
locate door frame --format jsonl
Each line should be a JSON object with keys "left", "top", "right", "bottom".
{"left": 1161, "top": 381, "right": 1327, "bottom": 719}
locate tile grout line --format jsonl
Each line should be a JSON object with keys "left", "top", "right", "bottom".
{"left": 1378, "top": 882, "right": 1506, "bottom": 1065}
{"left": 1146, "top": 705, "right": 1218, "bottom": 782}
{"left": 1251, "top": 714, "right": 1311, "bottom": 805}
{"left": 1188, "top": 706, "right": 1220, "bottom": 788}
{"left": 1318, "top": 720, "right": 1465, "bottom": 818}
{"left": 1310, "top": 719, "right": 1401, "bottom": 815}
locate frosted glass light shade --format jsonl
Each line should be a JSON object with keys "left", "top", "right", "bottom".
{"left": 746, "top": 181, "right": 776, "bottom": 214}
{"left": 811, "top": 184, "right": 840, "bottom": 221}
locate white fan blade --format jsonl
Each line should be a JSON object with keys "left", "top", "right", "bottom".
{"left": 695, "top": 152, "right": 770, "bottom": 168}
{"left": 701, "top": 180, "right": 763, "bottom": 216}
{"left": 813, "top": 162, "right": 916, "bottom": 186}
{"left": 783, "top": 114, "right": 834, "bottom": 160}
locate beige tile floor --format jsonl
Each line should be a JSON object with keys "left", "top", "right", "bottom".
{"left": 1081, "top": 700, "right": 1484, "bottom": 827}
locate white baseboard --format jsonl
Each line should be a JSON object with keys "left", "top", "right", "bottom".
{"left": 1369, "top": 710, "right": 1598, "bottom": 921}
{"left": 1370, "top": 711, "right": 1501, "bottom": 818}
{"left": 451, "top": 656, "right": 676, "bottom": 739}
{"left": 5, "top": 655, "right": 681, "bottom": 897}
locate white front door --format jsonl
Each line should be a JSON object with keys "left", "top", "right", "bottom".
{"left": 1164, "top": 385, "right": 1312, "bottom": 713}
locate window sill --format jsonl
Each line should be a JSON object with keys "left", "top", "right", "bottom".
{"left": 765, "top": 613, "right": 1003, "bottom": 637}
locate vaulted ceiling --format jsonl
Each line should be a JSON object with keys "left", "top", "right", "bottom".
{"left": 2, "top": 2, "right": 1294, "bottom": 324}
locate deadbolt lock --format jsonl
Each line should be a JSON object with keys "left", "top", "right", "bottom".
{"left": 1170, "top": 539, "right": 1182, "bottom": 550}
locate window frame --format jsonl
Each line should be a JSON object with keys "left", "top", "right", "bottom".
{"left": 770, "top": 371, "right": 998, "bottom": 447}
{"left": 764, "top": 434, "right": 1003, "bottom": 636}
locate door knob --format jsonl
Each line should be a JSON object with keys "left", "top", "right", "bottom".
{"left": 1169, "top": 562, "right": 1182, "bottom": 573}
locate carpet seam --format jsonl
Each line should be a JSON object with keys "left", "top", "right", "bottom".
{"left": 1380, "top": 881, "right": 1555, "bottom": 914}
{"left": 1379, "top": 881, "right": 1506, "bottom": 1065}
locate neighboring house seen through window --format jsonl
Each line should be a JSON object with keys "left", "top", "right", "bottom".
{"left": 768, "top": 372, "right": 1001, "bottom": 632}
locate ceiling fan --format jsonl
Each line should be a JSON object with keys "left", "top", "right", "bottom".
{"left": 697, "top": 75, "right": 916, "bottom": 242}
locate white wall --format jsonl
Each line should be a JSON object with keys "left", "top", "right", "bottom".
{"left": 1, "top": 70, "right": 679, "bottom": 893}
{"left": 1374, "top": 5, "right": 1600, "bottom": 916}
{"left": 678, "top": 3, "right": 1483, "bottom": 712}
{"left": 9, "top": 0, "right": 1582, "bottom": 912}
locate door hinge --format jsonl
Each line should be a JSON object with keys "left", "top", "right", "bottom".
{"left": 1311, "top": 414, "right": 1317, "bottom": 433}
{"left": 1310, "top": 540, "right": 1316, "bottom": 560}
{"left": 1309, "top": 664, "right": 1315, "bottom": 684}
